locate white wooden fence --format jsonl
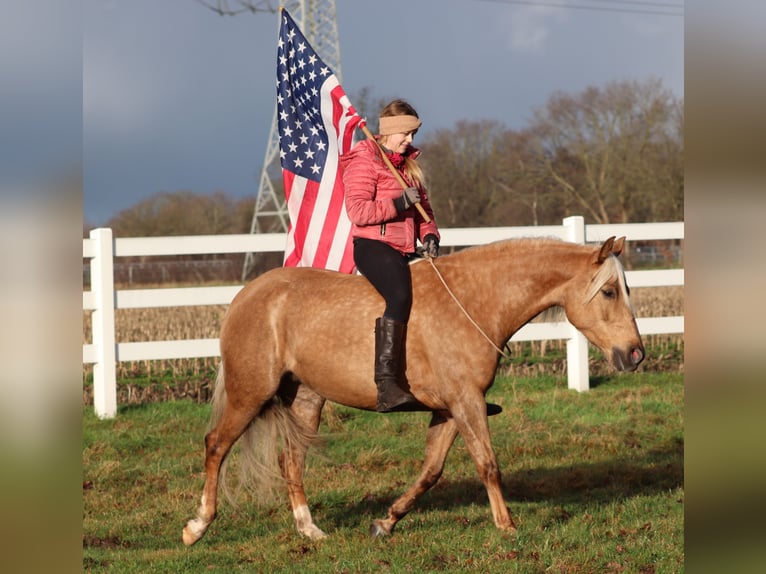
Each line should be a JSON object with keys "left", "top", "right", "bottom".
{"left": 83, "top": 216, "right": 684, "bottom": 418}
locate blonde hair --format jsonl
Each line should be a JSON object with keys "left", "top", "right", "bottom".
{"left": 379, "top": 99, "right": 426, "bottom": 189}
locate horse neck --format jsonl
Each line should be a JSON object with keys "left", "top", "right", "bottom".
{"left": 440, "top": 240, "right": 587, "bottom": 341}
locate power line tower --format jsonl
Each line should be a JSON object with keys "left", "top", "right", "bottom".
{"left": 240, "top": 0, "right": 344, "bottom": 281}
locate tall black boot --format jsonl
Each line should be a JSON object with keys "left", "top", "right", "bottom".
{"left": 373, "top": 317, "right": 504, "bottom": 416}
{"left": 374, "top": 317, "right": 429, "bottom": 412}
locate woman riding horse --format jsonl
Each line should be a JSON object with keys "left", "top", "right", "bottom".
{"left": 343, "top": 99, "right": 498, "bottom": 415}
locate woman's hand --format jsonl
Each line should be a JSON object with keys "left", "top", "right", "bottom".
{"left": 423, "top": 234, "right": 439, "bottom": 258}
{"left": 393, "top": 187, "right": 420, "bottom": 212}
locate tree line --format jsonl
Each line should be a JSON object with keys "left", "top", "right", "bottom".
{"left": 422, "top": 78, "right": 682, "bottom": 227}
{"left": 90, "top": 78, "right": 682, "bottom": 239}
{"left": 85, "top": 77, "right": 682, "bottom": 288}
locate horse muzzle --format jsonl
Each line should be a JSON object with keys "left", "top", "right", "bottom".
{"left": 611, "top": 344, "right": 645, "bottom": 372}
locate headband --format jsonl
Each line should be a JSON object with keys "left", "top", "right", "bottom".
{"left": 378, "top": 115, "right": 422, "bottom": 136}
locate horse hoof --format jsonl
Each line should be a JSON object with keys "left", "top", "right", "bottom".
{"left": 300, "top": 525, "right": 329, "bottom": 540}
{"left": 182, "top": 518, "right": 208, "bottom": 546}
{"left": 499, "top": 521, "right": 518, "bottom": 533}
{"left": 369, "top": 520, "right": 390, "bottom": 537}
{"left": 182, "top": 527, "right": 199, "bottom": 546}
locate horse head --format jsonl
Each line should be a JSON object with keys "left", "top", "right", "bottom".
{"left": 564, "top": 236, "right": 645, "bottom": 372}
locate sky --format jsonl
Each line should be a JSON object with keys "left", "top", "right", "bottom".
{"left": 81, "top": 0, "right": 684, "bottom": 226}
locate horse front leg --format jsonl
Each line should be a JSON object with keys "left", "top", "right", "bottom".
{"left": 280, "top": 386, "right": 327, "bottom": 540}
{"left": 371, "top": 412, "right": 459, "bottom": 536}
{"left": 452, "top": 402, "right": 517, "bottom": 533}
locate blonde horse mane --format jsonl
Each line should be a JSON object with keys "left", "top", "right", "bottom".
{"left": 584, "top": 253, "right": 633, "bottom": 311}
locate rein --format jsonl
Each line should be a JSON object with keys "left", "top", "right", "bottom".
{"left": 426, "top": 257, "right": 512, "bottom": 359}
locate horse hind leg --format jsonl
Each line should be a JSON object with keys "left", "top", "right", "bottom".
{"left": 370, "top": 412, "right": 459, "bottom": 537}
{"left": 278, "top": 382, "right": 327, "bottom": 540}
{"left": 182, "top": 368, "right": 272, "bottom": 546}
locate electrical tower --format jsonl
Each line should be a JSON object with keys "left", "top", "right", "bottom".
{"left": 241, "top": 0, "right": 344, "bottom": 280}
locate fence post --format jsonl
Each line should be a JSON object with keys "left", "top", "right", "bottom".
{"left": 562, "top": 216, "right": 590, "bottom": 392}
{"left": 90, "top": 228, "right": 117, "bottom": 418}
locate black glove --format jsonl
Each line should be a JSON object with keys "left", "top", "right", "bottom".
{"left": 423, "top": 234, "right": 439, "bottom": 258}
{"left": 393, "top": 186, "right": 420, "bottom": 213}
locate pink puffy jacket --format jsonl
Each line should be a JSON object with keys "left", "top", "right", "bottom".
{"left": 341, "top": 139, "right": 440, "bottom": 255}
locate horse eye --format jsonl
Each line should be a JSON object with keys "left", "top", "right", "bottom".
{"left": 601, "top": 288, "right": 616, "bottom": 299}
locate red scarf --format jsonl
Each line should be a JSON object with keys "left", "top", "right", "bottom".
{"left": 387, "top": 151, "right": 406, "bottom": 169}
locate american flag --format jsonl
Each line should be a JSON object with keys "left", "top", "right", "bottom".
{"left": 277, "top": 9, "right": 362, "bottom": 273}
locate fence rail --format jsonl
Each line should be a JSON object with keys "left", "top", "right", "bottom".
{"left": 83, "top": 216, "right": 684, "bottom": 418}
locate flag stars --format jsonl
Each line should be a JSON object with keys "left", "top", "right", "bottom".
{"left": 278, "top": 11, "right": 361, "bottom": 272}
{"left": 276, "top": 13, "right": 358, "bottom": 183}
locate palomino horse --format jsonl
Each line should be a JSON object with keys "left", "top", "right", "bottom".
{"left": 182, "top": 236, "right": 644, "bottom": 545}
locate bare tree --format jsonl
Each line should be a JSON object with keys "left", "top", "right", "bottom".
{"left": 528, "top": 78, "right": 683, "bottom": 224}
{"left": 421, "top": 121, "right": 567, "bottom": 227}
{"left": 107, "top": 190, "right": 253, "bottom": 237}
{"left": 421, "top": 120, "right": 511, "bottom": 227}
{"left": 488, "top": 127, "right": 568, "bottom": 226}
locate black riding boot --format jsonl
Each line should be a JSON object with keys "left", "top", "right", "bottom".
{"left": 374, "top": 317, "right": 429, "bottom": 412}
{"left": 373, "top": 317, "right": 504, "bottom": 416}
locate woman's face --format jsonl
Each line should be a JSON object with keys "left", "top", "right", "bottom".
{"left": 381, "top": 128, "right": 418, "bottom": 154}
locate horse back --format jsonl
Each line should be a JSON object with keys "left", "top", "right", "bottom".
{"left": 218, "top": 268, "right": 386, "bottom": 402}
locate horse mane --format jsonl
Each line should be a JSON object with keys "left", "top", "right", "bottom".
{"left": 584, "top": 252, "right": 633, "bottom": 310}
{"left": 422, "top": 236, "right": 631, "bottom": 312}
{"left": 430, "top": 236, "right": 568, "bottom": 263}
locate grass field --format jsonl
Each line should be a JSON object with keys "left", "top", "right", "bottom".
{"left": 83, "top": 371, "right": 683, "bottom": 573}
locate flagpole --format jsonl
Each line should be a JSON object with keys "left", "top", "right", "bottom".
{"left": 359, "top": 124, "right": 432, "bottom": 224}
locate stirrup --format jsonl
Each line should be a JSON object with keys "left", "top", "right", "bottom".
{"left": 486, "top": 403, "right": 503, "bottom": 417}
{"left": 376, "top": 392, "right": 431, "bottom": 413}
{"left": 377, "top": 397, "right": 503, "bottom": 415}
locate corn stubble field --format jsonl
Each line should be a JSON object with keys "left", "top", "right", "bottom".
{"left": 82, "top": 285, "right": 683, "bottom": 573}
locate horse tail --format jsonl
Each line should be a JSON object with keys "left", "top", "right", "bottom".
{"left": 208, "top": 364, "right": 319, "bottom": 506}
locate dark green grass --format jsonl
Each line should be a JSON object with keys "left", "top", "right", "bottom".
{"left": 83, "top": 372, "right": 683, "bottom": 573}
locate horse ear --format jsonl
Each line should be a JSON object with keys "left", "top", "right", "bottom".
{"left": 612, "top": 236, "right": 625, "bottom": 257}
{"left": 596, "top": 236, "right": 616, "bottom": 264}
